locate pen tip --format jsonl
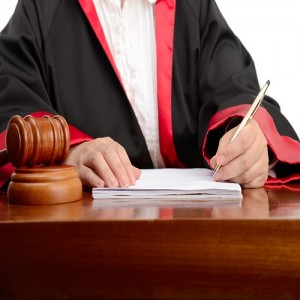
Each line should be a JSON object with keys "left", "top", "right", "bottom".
{"left": 266, "top": 80, "right": 270, "bottom": 85}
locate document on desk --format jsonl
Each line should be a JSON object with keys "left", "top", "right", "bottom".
{"left": 92, "top": 168, "right": 242, "bottom": 201}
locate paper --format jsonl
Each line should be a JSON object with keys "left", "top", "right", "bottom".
{"left": 92, "top": 168, "right": 242, "bottom": 201}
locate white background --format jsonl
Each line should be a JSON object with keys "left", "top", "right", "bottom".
{"left": 0, "top": 0, "right": 299, "bottom": 136}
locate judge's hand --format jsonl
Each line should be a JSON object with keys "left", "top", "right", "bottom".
{"left": 210, "top": 119, "right": 269, "bottom": 188}
{"left": 64, "top": 137, "right": 141, "bottom": 188}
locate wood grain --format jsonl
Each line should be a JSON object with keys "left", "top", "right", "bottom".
{"left": 0, "top": 186, "right": 300, "bottom": 299}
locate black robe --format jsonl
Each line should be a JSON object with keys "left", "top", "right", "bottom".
{"left": 0, "top": 0, "right": 299, "bottom": 187}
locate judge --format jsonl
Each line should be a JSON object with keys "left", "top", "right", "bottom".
{"left": 0, "top": 0, "right": 299, "bottom": 189}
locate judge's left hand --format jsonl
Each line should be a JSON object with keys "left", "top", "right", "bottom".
{"left": 210, "top": 119, "right": 269, "bottom": 188}
{"left": 64, "top": 137, "right": 141, "bottom": 188}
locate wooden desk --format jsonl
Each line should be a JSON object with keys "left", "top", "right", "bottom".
{"left": 1, "top": 185, "right": 300, "bottom": 299}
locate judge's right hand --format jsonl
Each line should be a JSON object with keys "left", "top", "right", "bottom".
{"left": 64, "top": 137, "right": 141, "bottom": 188}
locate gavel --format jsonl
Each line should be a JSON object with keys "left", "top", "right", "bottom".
{"left": 0, "top": 115, "right": 82, "bottom": 205}
{"left": 0, "top": 115, "right": 70, "bottom": 168}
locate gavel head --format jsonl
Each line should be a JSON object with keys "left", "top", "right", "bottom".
{"left": 6, "top": 115, "right": 70, "bottom": 168}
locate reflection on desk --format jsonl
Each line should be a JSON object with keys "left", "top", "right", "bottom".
{"left": 1, "top": 185, "right": 300, "bottom": 221}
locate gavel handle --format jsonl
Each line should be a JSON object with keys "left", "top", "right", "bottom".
{"left": 0, "top": 149, "right": 9, "bottom": 167}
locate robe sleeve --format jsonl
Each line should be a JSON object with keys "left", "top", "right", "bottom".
{"left": 197, "top": 0, "right": 300, "bottom": 184}
{"left": 0, "top": 1, "right": 92, "bottom": 189}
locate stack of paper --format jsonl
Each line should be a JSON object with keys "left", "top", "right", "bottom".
{"left": 92, "top": 168, "right": 242, "bottom": 201}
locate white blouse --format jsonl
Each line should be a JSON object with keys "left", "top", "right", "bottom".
{"left": 93, "top": 0, "right": 164, "bottom": 168}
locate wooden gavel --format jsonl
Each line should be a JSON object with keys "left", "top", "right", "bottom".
{"left": 0, "top": 115, "right": 70, "bottom": 168}
{"left": 0, "top": 115, "right": 82, "bottom": 205}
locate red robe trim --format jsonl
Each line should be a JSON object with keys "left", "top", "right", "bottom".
{"left": 155, "top": 0, "right": 183, "bottom": 167}
{"left": 203, "top": 105, "right": 300, "bottom": 184}
{"left": 78, "top": 0, "right": 183, "bottom": 167}
{"left": 0, "top": 126, "right": 17, "bottom": 188}
{"left": 0, "top": 112, "right": 92, "bottom": 189}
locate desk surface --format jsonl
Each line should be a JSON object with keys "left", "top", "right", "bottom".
{"left": 1, "top": 185, "right": 300, "bottom": 222}
{"left": 1, "top": 185, "right": 300, "bottom": 299}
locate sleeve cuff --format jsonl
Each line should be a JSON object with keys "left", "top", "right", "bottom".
{"left": 202, "top": 104, "right": 300, "bottom": 184}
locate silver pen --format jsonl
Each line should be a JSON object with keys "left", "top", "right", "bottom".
{"left": 212, "top": 80, "right": 270, "bottom": 177}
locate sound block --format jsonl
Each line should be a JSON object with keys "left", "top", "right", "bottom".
{"left": 8, "top": 165, "right": 82, "bottom": 205}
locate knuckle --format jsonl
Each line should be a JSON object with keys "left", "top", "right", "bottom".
{"left": 81, "top": 146, "right": 90, "bottom": 156}
{"left": 89, "top": 150, "right": 101, "bottom": 165}
{"left": 85, "top": 171, "right": 95, "bottom": 185}
{"left": 115, "top": 142, "right": 125, "bottom": 153}
{"left": 94, "top": 137, "right": 104, "bottom": 145}
{"left": 104, "top": 137, "right": 113, "bottom": 144}
{"left": 95, "top": 137, "right": 113, "bottom": 145}
{"left": 239, "top": 173, "right": 248, "bottom": 184}
{"left": 244, "top": 178, "right": 263, "bottom": 189}
{"left": 241, "top": 155, "right": 251, "bottom": 170}
{"left": 242, "top": 170, "right": 267, "bottom": 188}
{"left": 241, "top": 182, "right": 253, "bottom": 189}
{"left": 79, "top": 168, "right": 92, "bottom": 187}
{"left": 260, "top": 172, "right": 268, "bottom": 184}
{"left": 101, "top": 144, "right": 113, "bottom": 157}
{"left": 123, "top": 160, "right": 132, "bottom": 170}
{"left": 239, "top": 136, "right": 249, "bottom": 152}
{"left": 101, "top": 166, "right": 115, "bottom": 181}
{"left": 108, "top": 175, "right": 118, "bottom": 184}
{"left": 114, "top": 161, "right": 126, "bottom": 172}
{"left": 77, "top": 153, "right": 86, "bottom": 165}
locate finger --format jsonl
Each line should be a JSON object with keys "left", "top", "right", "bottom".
{"left": 78, "top": 164, "right": 105, "bottom": 188}
{"left": 213, "top": 145, "right": 257, "bottom": 181}
{"left": 100, "top": 145, "right": 132, "bottom": 188}
{"left": 113, "top": 142, "right": 139, "bottom": 185}
{"left": 133, "top": 166, "right": 141, "bottom": 180}
{"left": 228, "top": 159, "right": 267, "bottom": 185}
{"left": 96, "top": 138, "right": 133, "bottom": 187}
{"left": 212, "top": 121, "right": 258, "bottom": 167}
{"left": 216, "top": 150, "right": 268, "bottom": 188}
{"left": 210, "top": 130, "right": 235, "bottom": 168}
{"left": 221, "top": 130, "right": 255, "bottom": 165}
{"left": 240, "top": 172, "right": 269, "bottom": 188}
{"left": 84, "top": 150, "right": 119, "bottom": 187}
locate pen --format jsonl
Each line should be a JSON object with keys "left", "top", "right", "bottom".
{"left": 212, "top": 80, "right": 270, "bottom": 177}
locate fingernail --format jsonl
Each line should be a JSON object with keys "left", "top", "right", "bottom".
{"left": 121, "top": 177, "right": 130, "bottom": 188}
{"left": 216, "top": 155, "right": 225, "bottom": 165}
{"left": 129, "top": 174, "right": 136, "bottom": 185}
{"left": 109, "top": 179, "right": 118, "bottom": 188}
{"left": 95, "top": 180, "right": 104, "bottom": 188}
